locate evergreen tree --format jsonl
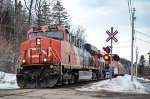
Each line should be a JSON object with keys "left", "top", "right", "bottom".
{"left": 35, "top": 1, "right": 53, "bottom": 26}
{"left": 41, "top": 1, "right": 52, "bottom": 25}
{"left": 52, "top": 1, "right": 69, "bottom": 27}
{"left": 138, "top": 55, "right": 146, "bottom": 76}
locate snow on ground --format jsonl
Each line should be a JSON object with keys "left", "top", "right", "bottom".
{"left": 0, "top": 71, "right": 148, "bottom": 93}
{"left": 76, "top": 74, "right": 146, "bottom": 93}
{"left": 0, "top": 71, "right": 19, "bottom": 89}
{"left": 138, "top": 77, "right": 150, "bottom": 82}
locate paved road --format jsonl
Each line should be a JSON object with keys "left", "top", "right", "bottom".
{"left": 0, "top": 86, "right": 150, "bottom": 99}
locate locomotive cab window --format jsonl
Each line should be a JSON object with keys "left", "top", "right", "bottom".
{"left": 66, "top": 32, "right": 69, "bottom": 41}
{"left": 45, "top": 31, "right": 64, "bottom": 40}
{"left": 28, "top": 32, "right": 43, "bottom": 39}
{"left": 72, "top": 35, "right": 75, "bottom": 45}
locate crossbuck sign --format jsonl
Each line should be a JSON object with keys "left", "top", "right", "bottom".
{"left": 106, "top": 27, "right": 118, "bottom": 42}
{"left": 105, "top": 27, "right": 118, "bottom": 70}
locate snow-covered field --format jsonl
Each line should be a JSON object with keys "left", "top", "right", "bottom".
{"left": 76, "top": 74, "right": 146, "bottom": 93}
{"left": 0, "top": 71, "right": 19, "bottom": 89}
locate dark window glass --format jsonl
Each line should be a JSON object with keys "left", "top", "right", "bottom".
{"left": 37, "top": 32, "right": 43, "bottom": 36}
{"left": 72, "top": 35, "right": 75, "bottom": 44}
{"left": 45, "top": 31, "right": 64, "bottom": 40}
{"left": 28, "top": 32, "right": 43, "bottom": 39}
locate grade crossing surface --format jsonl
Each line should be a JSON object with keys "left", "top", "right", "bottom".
{"left": 0, "top": 82, "right": 150, "bottom": 99}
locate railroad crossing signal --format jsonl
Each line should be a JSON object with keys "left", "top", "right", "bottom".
{"left": 106, "top": 27, "right": 118, "bottom": 42}
{"left": 103, "top": 46, "right": 110, "bottom": 54}
{"left": 103, "top": 54, "right": 110, "bottom": 61}
{"left": 105, "top": 27, "right": 118, "bottom": 66}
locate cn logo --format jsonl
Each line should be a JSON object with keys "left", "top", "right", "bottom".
{"left": 28, "top": 47, "right": 52, "bottom": 58}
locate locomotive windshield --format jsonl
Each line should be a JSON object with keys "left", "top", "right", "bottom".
{"left": 28, "top": 32, "right": 43, "bottom": 39}
{"left": 45, "top": 31, "right": 64, "bottom": 40}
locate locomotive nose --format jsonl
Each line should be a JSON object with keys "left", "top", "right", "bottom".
{"left": 28, "top": 36, "right": 52, "bottom": 64}
{"left": 21, "top": 36, "right": 61, "bottom": 65}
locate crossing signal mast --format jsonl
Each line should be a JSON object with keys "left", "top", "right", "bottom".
{"left": 103, "top": 47, "right": 120, "bottom": 62}
{"left": 105, "top": 27, "right": 118, "bottom": 65}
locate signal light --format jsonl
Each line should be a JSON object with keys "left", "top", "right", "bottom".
{"left": 103, "top": 47, "right": 110, "bottom": 54}
{"left": 103, "top": 54, "right": 110, "bottom": 61}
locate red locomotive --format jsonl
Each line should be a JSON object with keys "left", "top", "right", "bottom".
{"left": 17, "top": 25, "right": 104, "bottom": 88}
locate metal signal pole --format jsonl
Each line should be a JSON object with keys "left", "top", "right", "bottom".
{"left": 136, "top": 47, "right": 138, "bottom": 77}
{"left": 131, "top": 8, "right": 136, "bottom": 81}
{"left": 111, "top": 27, "right": 113, "bottom": 64}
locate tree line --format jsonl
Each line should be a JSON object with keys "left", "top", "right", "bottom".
{"left": 3, "top": 0, "right": 148, "bottom": 77}
{"left": 0, "top": 0, "right": 86, "bottom": 73}
{"left": 119, "top": 54, "right": 150, "bottom": 78}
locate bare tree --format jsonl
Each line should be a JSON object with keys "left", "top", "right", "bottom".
{"left": 0, "top": 0, "right": 28, "bottom": 73}
{"left": 71, "top": 25, "right": 87, "bottom": 43}
{"left": 0, "top": 36, "right": 14, "bottom": 73}
{"left": 24, "top": 0, "right": 34, "bottom": 28}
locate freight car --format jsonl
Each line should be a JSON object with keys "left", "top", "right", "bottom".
{"left": 103, "top": 60, "right": 125, "bottom": 78}
{"left": 16, "top": 25, "right": 104, "bottom": 88}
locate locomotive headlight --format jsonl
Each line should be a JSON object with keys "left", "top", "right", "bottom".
{"left": 22, "top": 59, "right": 26, "bottom": 63}
{"left": 44, "top": 58, "right": 47, "bottom": 62}
{"left": 36, "top": 38, "right": 41, "bottom": 45}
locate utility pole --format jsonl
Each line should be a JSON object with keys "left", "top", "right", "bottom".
{"left": 136, "top": 47, "right": 138, "bottom": 77}
{"left": 131, "top": 8, "right": 136, "bottom": 81}
{"left": 148, "top": 52, "right": 150, "bottom": 64}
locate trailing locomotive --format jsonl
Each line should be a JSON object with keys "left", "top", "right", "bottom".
{"left": 16, "top": 25, "right": 104, "bottom": 88}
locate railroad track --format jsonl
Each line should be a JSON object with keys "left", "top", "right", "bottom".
{"left": 0, "top": 89, "right": 40, "bottom": 97}
{"left": 53, "top": 78, "right": 110, "bottom": 89}
{"left": 0, "top": 78, "right": 110, "bottom": 98}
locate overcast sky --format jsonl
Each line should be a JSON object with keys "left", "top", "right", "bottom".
{"left": 62, "top": 0, "right": 150, "bottom": 62}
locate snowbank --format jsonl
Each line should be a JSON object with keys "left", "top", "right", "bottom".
{"left": 0, "top": 71, "right": 19, "bottom": 89}
{"left": 76, "top": 74, "right": 146, "bottom": 93}
{"left": 138, "top": 77, "right": 150, "bottom": 82}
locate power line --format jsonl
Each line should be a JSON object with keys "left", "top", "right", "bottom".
{"left": 136, "top": 37, "right": 150, "bottom": 44}
{"left": 127, "top": 0, "right": 132, "bottom": 23}
{"left": 132, "top": 0, "right": 135, "bottom": 8}
{"left": 135, "top": 30, "right": 150, "bottom": 38}
{"left": 129, "top": 0, "right": 132, "bottom": 12}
